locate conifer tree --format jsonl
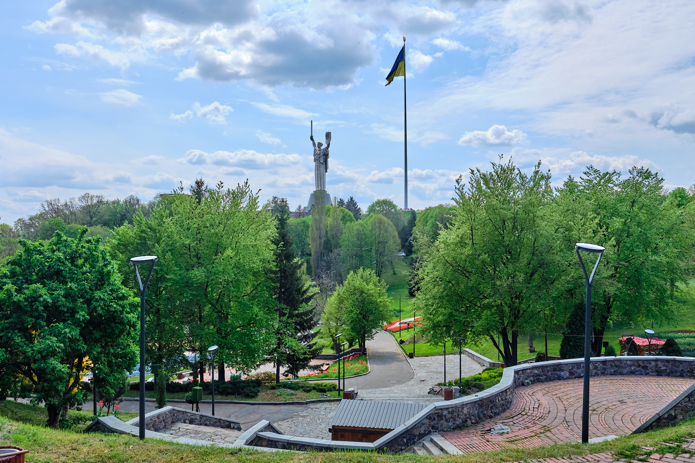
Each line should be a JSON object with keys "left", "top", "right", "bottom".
{"left": 269, "top": 197, "right": 319, "bottom": 382}
{"left": 345, "top": 196, "right": 362, "bottom": 221}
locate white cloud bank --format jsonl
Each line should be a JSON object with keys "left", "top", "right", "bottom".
{"left": 98, "top": 89, "right": 141, "bottom": 106}
{"left": 459, "top": 125, "right": 527, "bottom": 147}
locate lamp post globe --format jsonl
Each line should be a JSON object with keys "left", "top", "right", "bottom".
{"left": 130, "top": 255, "right": 158, "bottom": 441}
{"left": 645, "top": 329, "right": 654, "bottom": 356}
{"left": 575, "top": 243, "right": 605, "bottom": 444}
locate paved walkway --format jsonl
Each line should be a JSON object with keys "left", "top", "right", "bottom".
{"left": 443, "top": 376, "right": 694, "bottom": 453}
{"left": 273, "top": 402, "right": 338, "bottom": 439}
{"left": 159, "top": 423, "right": 243, "bottom": 444}
{"left": 359, "top": 351, "right": 483, "bottom": 401}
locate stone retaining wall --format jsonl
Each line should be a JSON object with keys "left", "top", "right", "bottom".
{"left": 247, "top": 356, "right": 695, "bottom": 453}
{"left": 463, "top": 348, "right": 504, "bottom": 369}
{"left": 125, "top": 406, "right": 241, "bottom": 433}
{"left": 634, "top": 383, "right": 695, "bottom": 433}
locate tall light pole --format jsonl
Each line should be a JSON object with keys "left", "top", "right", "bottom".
{"left": 131, "top": 255, "right": 158, "bottom": 441}
{"left": 341, "top": 341, "right": 348, "bottom": 396}
{"left": 457, "top": 337, "right": 463, "bottom": 387}
{"left": 334, "top": 333, "right": 342, "bottom": 395}
{"left": 576, "top": 243, "right": 605, "bottom": 444}
{"left": 208, "top": 345, "right": 218, "bottom": 416}
{"left": 645, "top": 329, "right": 654, "bottom": 356}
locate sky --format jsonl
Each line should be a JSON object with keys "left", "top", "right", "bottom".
{"left": 1, "top": 0, "right": 694, "bottom": 224}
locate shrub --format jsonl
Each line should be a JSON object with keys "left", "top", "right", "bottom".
{"left": 535, "top": 352, "right": 547, "bottom": 363}
{"left": 623, "top": 337, "right": 640, "bottom": 356}
{"left": 604, "top": 344, "right": 617, "bottom": 356}
{"left": 246, "top": 371, "right": 275, "bottom": 386}
{"left": 560, "top": 303, "right": 586, "bottom": 359}
{"left": 451, "top": 368, "right": 503, "bottom": 395}
{"left": 660, "top": 338, "right": 683, "bottom": 356}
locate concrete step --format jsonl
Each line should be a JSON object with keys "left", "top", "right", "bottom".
{"left": 430, "top": 433, "right": 463, "bottom": 455}
{"left": 412, "top": 445, "right": 428, "bottom": 455}
{"left": 422, "top": 440, "right": 443, "bottom": 455}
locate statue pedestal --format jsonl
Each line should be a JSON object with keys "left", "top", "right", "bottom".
{"left": 306, "top": 191, "right": 332, "bottom": 211}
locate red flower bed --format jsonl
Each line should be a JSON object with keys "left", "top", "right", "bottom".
{"left": 384, "top": 316, "right": 422, "bottom": 332}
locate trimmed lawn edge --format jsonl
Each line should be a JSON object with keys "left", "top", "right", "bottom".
{"left": 121, "top": 397, "right": 342, "bottom": 406}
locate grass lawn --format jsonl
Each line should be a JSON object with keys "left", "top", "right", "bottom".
{"left": 292, "top": 356, "right": 368, "bottom": 380}
{"left": 4, "top": 399, "right": 695, "bottom": 462}
{"left": 0, "top": 400, "right": 137, "bottom": 433}
{"left": 123, "top": 387, "right": 342, "bottom": 402}
{"left": 385, "top": 261, "right": 695, "bottom": 360}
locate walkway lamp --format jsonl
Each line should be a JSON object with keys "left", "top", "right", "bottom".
{"left": 130, "top": 255, "right": 158, "bottom": 440}
{"left": 334, "top": 333, "right": 342, "bottom": 395}
{"left": 575, "top": 243, "right": 605, "bottom": 444}
{"left": 645, "top": 329, "right": 654, "bottom": 356}
{"left": 341, "top": 341, "right": 348, "bottom": 395}
{"left": 457, "top": 337, "right": 463, "bottom": 388}
{"left": 208, "top": 345, "right": 218, "bottom": 416}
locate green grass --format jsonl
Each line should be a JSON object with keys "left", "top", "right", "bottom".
{"left": 4, "top": 400, "right": 695, "bottom": 462}
{"left": 293, "top": 356, "right": 368, "bottom": 380}
{"left": 0, "top": 400, "right": 137, "bottom": 433}
{"left": 123, "top": 387, "right": 342, "bottom": 402}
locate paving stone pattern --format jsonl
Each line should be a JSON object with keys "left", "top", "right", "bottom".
{"left": 273, "top": 402, "right": 339, "bottom": 439}
{"left": 159, "top": 423, "right": 243, "bottom": 444}
{"left": 358, "top": 353, "right": 483, "bottom": 401}
{"left": 443, "top": 376, "right": 694, "bottom": 453}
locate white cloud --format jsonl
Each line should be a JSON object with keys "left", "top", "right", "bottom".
{"left": 55, "top": 41, "right": 131, "bottom": 69}
{"left": 133, "top": 155, "right": 166, "bottom": 165}
{"left": 99, "top": 89, "right": 141, "bottom": 106}
{"left": 256, "top": 130, "right": 281, "bottom": 145}
{"left": 170, "top": 110, "right": 193, "bottom": 123}
{"left": 368, "top": 123, "right": 448, "bottom": 146}
{"left": 431, "top": 38, "right": 470, "bottom": 51}
{"left": 97, "top": 78, "right": 139, "bottom": 86}
{"left": 409, "top": 50, "right": 435, "bottom": 72}
{"left": 367, "top": 168, "right": 403, "bottom": 184}
{"left": 193, "top": 102, "right": 233, "bottom": 124}
{"left": 42, "top": 65, "right": 52, "bottom": 71}
{"left": 251, "top": 102, "right": 316, "bottom": 122}
{"left": 182, "top": 149, "right": 302, "bottom": 170}
{"left": 459, "top": 125, "right": 527, "bottom": 147}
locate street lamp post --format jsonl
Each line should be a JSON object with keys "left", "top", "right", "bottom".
{"left": 334, "top": 333, "right": 342, "bottom": 395}
{"left": 443, "top": 342, "right": 446, "bottom": 384}
{"left": 457, "top": 337, "right": 463, "bottom": 387}
{"left": 340, "top": 341, "right": 348, "bottom": 396}
{"left": 130, "top": 255, "right": 158, "bottom": 441}
{"left": 575, "top": 243, "right": 605, "bottom": 444}
{"left": 412, "top": 307, "right": 416, "bottom": 358}
{"left": 208, "top": 345, "right": 218, "bottom": 416}
{"left": 645, "top": 329, "right": 654, "bottom": 356}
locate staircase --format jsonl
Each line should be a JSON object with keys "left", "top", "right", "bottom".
{"left": 411, "top": 433, "right": 462, "bottom": 455}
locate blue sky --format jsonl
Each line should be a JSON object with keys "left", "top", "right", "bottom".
{"left": 1, "top": 0, "right": 694, "bottom": 224}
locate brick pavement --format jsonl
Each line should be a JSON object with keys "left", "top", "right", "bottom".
{"left": 443, "top": 376, "right": 694, "bottom": 454}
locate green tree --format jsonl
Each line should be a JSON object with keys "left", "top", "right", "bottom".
{"left": 669, "top": 187, "right": 692, "bottom": 208}
{"left": 0, "top": 224, "right": 20, "bottom": 263}
{"left": 411, "top": 205, "right": 454, "bottom": 256}
{"left": 560, "top": 167, "right": 695, "bottom": 355}
{"left": 310, "top": 191, "right": 327, "bottom": 278}
{"left": 329, "top": 268, "right": 390, "bottom": 354}
{"left": 38, "top": 217, "right": 67, "bottom": 240}
{"left": 288, "top": 217, "right": 311, "bottom": 262}
{"left": 414, "top": 157, "right": 559, "bottom": 366}
{"left": 345, "top": 196, "right": 362, "bottom": 221}
{"left": 367, "top": 199, "right": 404, "bottom": 231}
{"left": 340, "top": 221, "right": 373, "bottom": 276}
{"left": 366, "top": 214, "right": 401, "bottom": 277}
{"left": 327, "top": 206, "right": 344, "bottom": 253}
{"left": 0, "top": 230, "right": 138, "bottom": 428}
{"left": 268, "top": 197, "right": 319, "bottom": 382}
{"left": 559, "top": 303, "right": 586, "bottom": 359}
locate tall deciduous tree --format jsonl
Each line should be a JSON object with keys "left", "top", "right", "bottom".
{"left": 0, "top": 231, "right": 138, "bottom": 428}
{"left": 340, "top": 221, "right": 373, "bottom": 276}
{"left": 415, "top": 157, "right": 559, "bottom": 366}
{"left": 327, "top": 268, "right": 391, "bottom": 354}
{"left": 366, "top": 214, "right": 401, "bottom": 278}
{"left": 560, "top": 167, "right": 695, "bottom": 355}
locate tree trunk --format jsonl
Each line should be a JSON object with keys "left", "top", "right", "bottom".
{"left": 199, "top": 357, "right": 205, "bottom": 383}
{"left": 276, "top": 361, "right": 281, "bottom": 385}
{"left": 218, "top": 361, "right": 225, "bottom": 383}
{"left": 511, "top": 330, "right": 519, "bottom": 366}
{"left": 46, "top": 403, "right": 62, "bottom": 429}
{"left": 527, "top": 333, "right": 535, "bottom": 353}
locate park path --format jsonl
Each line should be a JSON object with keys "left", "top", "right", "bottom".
{"left": 443, "top": 376, "right": 694, "bottom": 453}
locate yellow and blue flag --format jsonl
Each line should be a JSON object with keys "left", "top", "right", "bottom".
{"left": 385, "top": 45, "right": 405, "bottom": 86}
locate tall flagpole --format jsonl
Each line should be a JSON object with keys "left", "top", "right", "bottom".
{"left": 403, "top": 36, "right": 408, "bottom": 210}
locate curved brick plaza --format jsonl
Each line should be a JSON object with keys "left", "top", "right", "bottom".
{"left": 443, "top": 376, "right": 695, "bottom": 453}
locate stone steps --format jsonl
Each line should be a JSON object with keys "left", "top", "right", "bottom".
{"left": 160, "top": 423, "right": 244, "bottom": 444}
{"left": 411, "top": 433, "right": 462, "bottom": 455}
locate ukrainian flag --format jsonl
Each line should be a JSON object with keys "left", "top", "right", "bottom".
{"left": 385, "top": 45, "right": 405, "bottom": 86}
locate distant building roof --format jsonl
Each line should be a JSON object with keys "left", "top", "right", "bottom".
{"left": 330, "top": 400, "right": 427, "bottom": 430}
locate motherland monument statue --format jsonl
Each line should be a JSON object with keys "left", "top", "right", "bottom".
{"left": 306, "top": 120, "right": 332, "bottom": 210}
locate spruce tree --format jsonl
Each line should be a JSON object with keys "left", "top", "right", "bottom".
{"left": 269, "top": 198, "right": 319, "bottom": 382}
{"left": 345, "top": 196, "right": 362, "bottom": 221}
{"left": 560, "top": 302, "right": 589, "bottom": 359}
